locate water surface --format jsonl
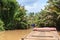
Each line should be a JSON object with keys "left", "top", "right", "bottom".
{"left": 0, "top": 29, "right": 60, "bottom": 40}
{"left": 0, "top": 29, "right": 32, "bottom": 40}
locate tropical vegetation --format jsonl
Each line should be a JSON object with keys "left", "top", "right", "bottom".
{"left": 0, "top": 0, "right": 60, "bottom": 31}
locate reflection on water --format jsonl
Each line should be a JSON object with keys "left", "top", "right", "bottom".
{"left": 0, "top": 29, "right": 32, "bottom": 40}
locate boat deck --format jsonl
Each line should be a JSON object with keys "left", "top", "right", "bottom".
{"left": 21, "top": 28, "right": 60, "bottom": 40}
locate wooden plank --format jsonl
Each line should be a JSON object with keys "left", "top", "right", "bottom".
{"left": 25, "top": 31, "right": 55, "bottom": 38}
{"left": 24, "top": 38, "right": 58, "bottom": 40}
{"left": 21, "top": 28, "right": 60, "bottom": 40}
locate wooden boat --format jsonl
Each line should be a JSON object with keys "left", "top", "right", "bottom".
{"left": 21, "top": 28, "right": 60, "bottom": 40}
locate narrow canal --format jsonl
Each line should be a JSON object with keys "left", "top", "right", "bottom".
{"left": 0, "top": 29, "right": 60, "bottom": 40}
{"left": 0, "top": 29, "right": 32, "bottom": 40}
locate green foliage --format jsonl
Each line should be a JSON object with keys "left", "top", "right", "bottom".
{"left": 14, "top": 6, "right": 28, "bottom": 29}
{"left": 27, "top": 12, "right": 37, "bottom": 27}
{"left": 0, "top": 19, "right": 4, "bottom": 31}
{"left": 47, "top": 0, "right": 60, "bottom": 30}
{"left": 0, "top": 0, "right": 28, "bottom": 30}
{"left": 0, "top": 0, "right": 19, "bottom": 30}
{"left": 1, "top": 0, "right": 60, "bottom": 31}
{"left": 37, "top": 10, "right": 58, "bottom": 27}
{"left": 36, "top": 0, "right": 60, "bottom": 31}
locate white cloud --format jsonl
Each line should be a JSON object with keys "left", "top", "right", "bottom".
{"left": 17, "top": 0, "right": 48, "bottom": 13}
{"left": 25, "top": 0, "right": 47, "bottom": 13}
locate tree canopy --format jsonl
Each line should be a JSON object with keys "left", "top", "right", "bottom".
{"left": 35, "top": 0, "right": 60, "bottom": 30}
{"left": 0, "top": 0, "right": 28, "bottom": 30}
{"left": 0, "top": 0, "right": 60, "bottom": 31}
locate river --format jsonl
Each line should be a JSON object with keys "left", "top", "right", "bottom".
{"left": 0, "top": 29, "right": 60, "bottom": 40}
{"left": 0, "top": 29, "right": 32, "bottom": 40}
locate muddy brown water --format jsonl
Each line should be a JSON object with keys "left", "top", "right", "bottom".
{"left": 0, "top": 29, "right": 32, "bottom": 40}
{"left": 0, "top": 29, "right": 60, "bottom": 40}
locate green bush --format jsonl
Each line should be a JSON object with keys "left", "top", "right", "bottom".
{"left": 0, "top": 20, "right": 5, "bottom": 31}
{"left": 15, "top": 21, "right": 28, "bottom": 29}
{"left": 5, "top": 22, "right": 16, "bottom": 30}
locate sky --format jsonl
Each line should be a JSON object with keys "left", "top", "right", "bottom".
{"left": 17, "top": 0, "right": 48, "bottom": 13}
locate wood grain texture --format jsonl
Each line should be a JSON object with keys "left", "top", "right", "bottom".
{"left": 22, "top": 28, "right": 60, "bottom": 40}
